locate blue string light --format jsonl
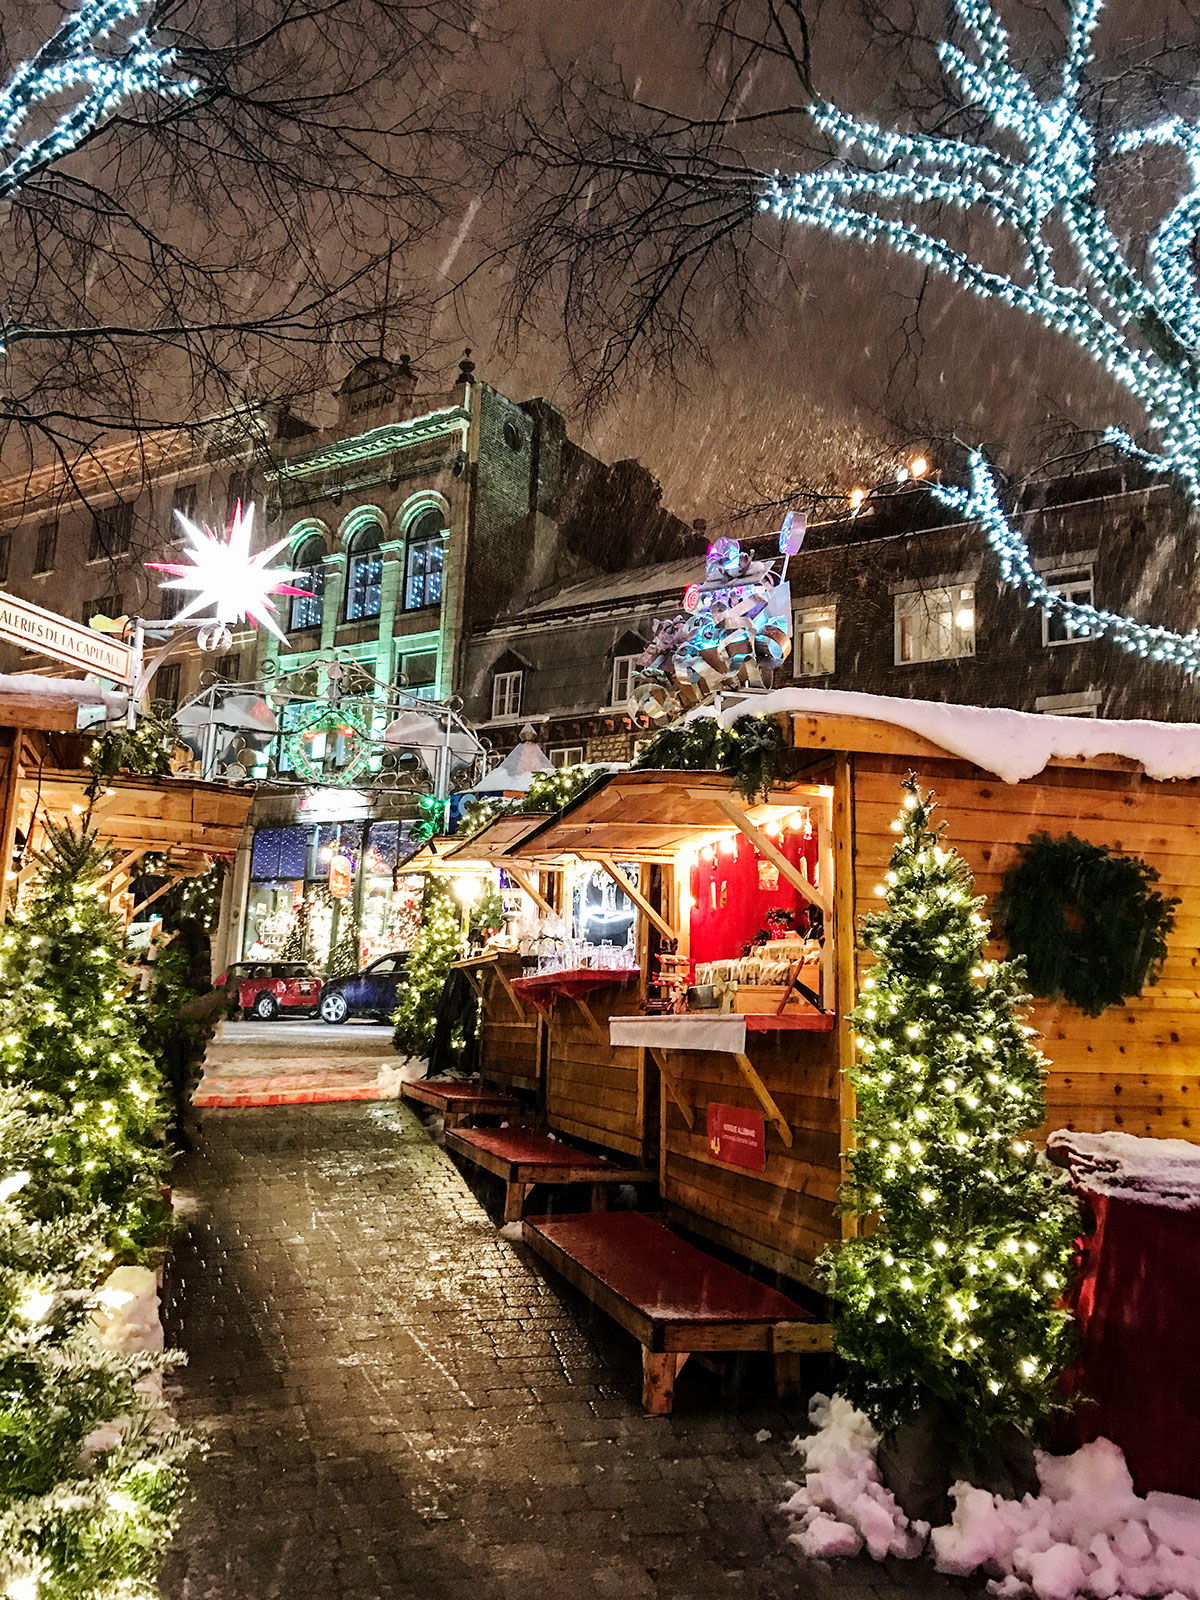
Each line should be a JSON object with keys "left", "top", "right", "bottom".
{"left": 762, "top": 0, "right": 1200, "bottom": 672}
{"left": 0, "top": 1, "right": 197, "bottom": 246}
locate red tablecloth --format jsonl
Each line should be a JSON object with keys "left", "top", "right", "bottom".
{"left": 510, "top": 966, "right": 639, "bottom": 1012}
{"left": 1066, "top": 1188, "right": 1200, "bottom": 1496}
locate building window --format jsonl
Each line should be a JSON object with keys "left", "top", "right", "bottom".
{"left": 153, "top": 661, "right": 181, "bottom": 712}
{"left": 404, "top": 507, "right": 446, "bottom": 610}
{"left": 84, "top": 593, "right": 123, "bottom": 626}
{"left": 172, "top": 483, "right": 197, "bottom": 522}
{"left": 289, "top": 534, "right": 325, "bottom": 631}
{"left": 33, "top": 521, "right": 57, "bottom": 575}
{"left": 227, "top": 468, "right": 254, "bottom": 519}
{"left": 793, "top": 603, "right": 836, "bottom": 677}
{"left": 1042, "top": 565, "right": 1096, "bottom": 646}
{"left": 550, "top": 745, "right": 585, "bottom": 767}
{"left": 1034, "top": 689, "right": 1101, "bottom": 718}
{"left": 399, "top": 649, "right": 438, "bottom": 697}
{"left": 0, "top": 534, "right": 9, "bottom": 584}
{"left": 609, "top": 653, "right": 638, "bottom": 708}
{"left": 89, "top": 501, "right": 133, "bottom": 561}
{"left": 344, "top": 522, "right": 383, "bottom": 621}
{"left": 213, "top": 652, "right": 241, "bottom": 683}
{"left": 894, "top": 584, "right": 976, "bottom": 664}
{"left": 159, "top": 582, "right": 184, "bottom": 620}
{"left": 492, "top": 669, "right": 522, "bottom": 719}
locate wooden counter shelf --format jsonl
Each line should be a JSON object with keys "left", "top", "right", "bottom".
{"left": 444, "top": 1126, "right": 653, "bottom": 1221}
{"left": 520, "top": 1209, "right": 833, "bottom": 1414}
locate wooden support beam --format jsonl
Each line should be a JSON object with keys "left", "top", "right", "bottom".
{"left": 641, "top": 1349, "right": 688, "bottom": 1415}
{"left": 506, "top": 865, "right": 555, "bottom": 919}
{"left": 732, "top": 1051, "right": 794, "bottom": 1148}
{"left": 816, "top": 791, "right": 836, "bottom": 1011}
{"left": 572, "top": 994, "right": 607, "bottom": 1045}
{"left": 832, "top": 753, "right": 860, "bottom": 1241}
{"left": 494, "top": 965, "right": 527, "bottom": 1022}
{"left": 129, "top": 875, "right": 184, "bottom": 918}
{"left": 0, "top": 730, "right": 22, "bottom": 925}
{"left": 95, "top": 847, "right": 148, "bottom": 892}
{"left": 649, "top": 1046, "right": 696, "bottom": 1130}
{"left": 714, "top": 797, "right": 831, "bottom": 918}
{"left": 585, "top": 854, "right": 678, "bottom": 943}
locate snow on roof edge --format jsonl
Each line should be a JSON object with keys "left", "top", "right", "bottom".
{"left": 1049, "top": 1129, "right": 1200, "bottom": 1209}
{"left": 703, "top": 687, "right": 1200, "bottom": 785}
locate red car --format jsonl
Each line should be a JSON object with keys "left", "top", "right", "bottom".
{"left": 217, "top": 960, "right": 322, "bottom": 1020}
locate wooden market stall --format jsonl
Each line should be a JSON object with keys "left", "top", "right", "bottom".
{"left": 494, "top": 691, "right": 1200, "bottom": 1307}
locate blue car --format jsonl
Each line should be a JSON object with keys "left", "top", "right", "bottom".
{"left": 317, "top": 952, "right": 409, "bottom": 1024}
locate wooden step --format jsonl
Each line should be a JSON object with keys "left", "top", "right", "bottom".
{"left": 400, "top": 1077, "right": 521, "bottom": 1127}
{"left": 446, "top": 1127, "right": 653, "bottom": 1221}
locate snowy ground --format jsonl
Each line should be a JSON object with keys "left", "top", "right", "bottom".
{"left": 783, "top": 1395, "right": 1200, "bottom": 1600}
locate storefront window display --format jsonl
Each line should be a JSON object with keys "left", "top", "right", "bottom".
{"left": 571, "top": 862, "right": 637, "bottom": 955}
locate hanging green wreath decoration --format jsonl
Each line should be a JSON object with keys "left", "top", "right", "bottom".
{"left": 284, "top": 702, "right": 374, "bottom": 786}
{"left": 996, "top": 832, "right": 1178, "bottom": 1016}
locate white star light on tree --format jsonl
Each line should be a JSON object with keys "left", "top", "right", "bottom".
{"left": 146, "top": 501, "right": 308, "bottom": 643}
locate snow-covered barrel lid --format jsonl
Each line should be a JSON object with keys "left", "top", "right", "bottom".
{"left": 1049, "top": 1129, "right": 1200, "bottom": 1210}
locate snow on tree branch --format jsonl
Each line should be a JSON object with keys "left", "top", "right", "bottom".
{"left": 763, "top": 0, "right": 1200, "bottom": 671}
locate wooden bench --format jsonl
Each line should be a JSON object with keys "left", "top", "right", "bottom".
{"left": 400, "top": 1077, "right": 521, "bottom": 1128}
{"left": 520, "top": 1210, "right": 834, "bottom": 1414}
{"left": 445, "top": 1126, "right": 653, "bottom": 1222}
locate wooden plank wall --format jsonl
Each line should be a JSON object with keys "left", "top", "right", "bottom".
{"left": 659, "top": 1030, "right": 842, "bottom": 1286}
{"left": 545, "top": 980, "right": 647, "bottom": 1157}
{"left": 853, "top": 754, "right": 1200, "bottom": 1143}
{"left": 478, "top": 956, "right": 541, "bottom": 1099}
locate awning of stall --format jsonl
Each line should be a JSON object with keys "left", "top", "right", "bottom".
{"left": 441, "top": 812, "right": 553, "bottom": 865}
{"left": 501, "top": 769, "right": 827, "bottom": 866}
{"left": 0, "top": 673, "right": 127, "bottom": 732}
{"left": 21, "top": 771, "right": 252, "bottom": 869}
{"left": 398, "top": 835, "right": 459, "bottom": 872}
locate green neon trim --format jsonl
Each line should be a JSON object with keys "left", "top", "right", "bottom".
{"left": 276, "top": 407, "right": 470, "bottom": 481}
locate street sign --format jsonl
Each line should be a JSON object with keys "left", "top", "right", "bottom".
{"left": 0, "top": 590, "right": 133, "bottom": 685}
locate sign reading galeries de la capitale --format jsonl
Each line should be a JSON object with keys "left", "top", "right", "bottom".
{"left": 0, "top": 590, "right": 133, "bottom": 686}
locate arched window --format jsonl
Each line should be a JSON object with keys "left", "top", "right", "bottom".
{"left": 404, "top": 506, "right": 447, "bottom": 610}
{"left": 344, "top": 520, "right": 384, "bottom": 621}
{"left": 288, "top": 534, "right": 326, "bottom": 631}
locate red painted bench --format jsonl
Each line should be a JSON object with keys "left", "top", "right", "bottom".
{"left": 445, "top": 1126, "right": 653, "bottom": 1222}
{"left": 400, "top": 1078, "right": 521, "bottom": 1128}
{"left": 520, "top": 1210, "right": 834, "bottom": 1414}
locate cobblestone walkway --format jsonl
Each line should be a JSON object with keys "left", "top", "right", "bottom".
{"left": 160, "top": 1102, "right": 967, "bottom": 1600}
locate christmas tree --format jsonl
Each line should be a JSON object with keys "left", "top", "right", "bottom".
{"left": 0, "top": 1085, "right": 190, "bottom": 1599}
{"left": 393, "top": 878, "right": 463, "bottom": 1059}
{"left": 829, "top": 780, "right": 1079, "bottom": 1444}
{"left": 0, "top": 822, "right": 170, "bottom": 1259}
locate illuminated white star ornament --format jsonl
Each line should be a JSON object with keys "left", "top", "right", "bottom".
{"left": 146, "top": 501, "right": 309, "bottom": 643}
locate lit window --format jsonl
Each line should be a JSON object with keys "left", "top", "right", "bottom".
{"left": 1041, "top": 566, "right": 1095, "bottom": 647}
{"left": 610, "top": 653, "right": 639, "bottom": 707}
{"left": 794, "top": 604, "right": 836, "bottom": 677}
{"left": 344, "top": 522, "right": 384, "bottom": 621}
{"left": 551, "top": 746, "right": 585, "bottom": 767}
{"left": 492, "top": 669, "right": 522, "bottom": 719}
{"left": 404, "top": 508, "right": 446, "bottom": 610}
{"left": 895, "top": 584, "right": 975, "bottom": 664}
{"left": 289, "top": 534, "right": 326, "bottom": 631}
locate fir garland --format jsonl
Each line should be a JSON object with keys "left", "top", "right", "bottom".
{"left": 828, "top": 781, "right": 1079, "bottom": 1447}
{"left": 632, "top": 713, "right": 788, "bottom": 801}
{"left": 996, "top": 833, "right": 1178, "bottom": 1017}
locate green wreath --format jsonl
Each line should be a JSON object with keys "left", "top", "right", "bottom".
{"left": 996, "top": 832, "right": 1178, "bottom": 1016}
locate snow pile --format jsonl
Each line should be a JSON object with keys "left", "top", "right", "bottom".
{"left": 781, "top": 1393, "right": 928, "bottom": 1560}
{"left": 706, "top": 688, "right": 1200, "bottom": 785}
{"left": 376, "top": 1056, "right": 428, "bottom": 1097}
{"left": 88, "top": 1264, "right": 162, "bottom": 1354}
{"left": 782, "top": 1394, "right": 1200, "bottom": 1599}
{"left": 1048, "top": 1130, "right": 1200, "bottom": 1211}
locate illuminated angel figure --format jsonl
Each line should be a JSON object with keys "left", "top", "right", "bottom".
{"left": 146, "top": 500, "right": 308, "bottom": 643}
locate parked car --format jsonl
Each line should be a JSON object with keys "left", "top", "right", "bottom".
{"left": 215, "top": 960, "right": 322, "bottom": 1020}
{"left": 317, "top": 952, "right": 409, "bottom": 1023}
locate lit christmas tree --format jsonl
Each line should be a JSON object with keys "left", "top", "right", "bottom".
{"left": 0, "top": 822, "right": 170, "bottom": 1258}
{"left": 764, "top": 0, "right": 1200, "bottom": 672}
{"left": 829, "top": 780, "right": 1078, "bottom": 1443}
{"left": 0, "top": 1086, "right": 189, "bottom": 1600}
{"left": 393, "top": 878, "right": 465, "bottom": 1059}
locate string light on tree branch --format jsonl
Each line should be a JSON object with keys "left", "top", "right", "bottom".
{"left": 762, "top": 0, "right": 1200, "bottom": 673}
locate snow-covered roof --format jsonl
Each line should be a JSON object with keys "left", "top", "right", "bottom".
{"left": 1049, "top": 1130, "right": 1200, "bottom": 1210}
{"left": 470, "top": 731, "right": 553, "bottom": 794}
{"left": 518, "top": 556, "right": 697, "bottom": 619}
{"left": 706, "top": 687, "right": 1200, "bottom": 785}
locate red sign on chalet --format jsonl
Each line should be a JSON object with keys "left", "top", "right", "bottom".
{"left": 706, "top": 1103, "right": 766, "bottom": 1171}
